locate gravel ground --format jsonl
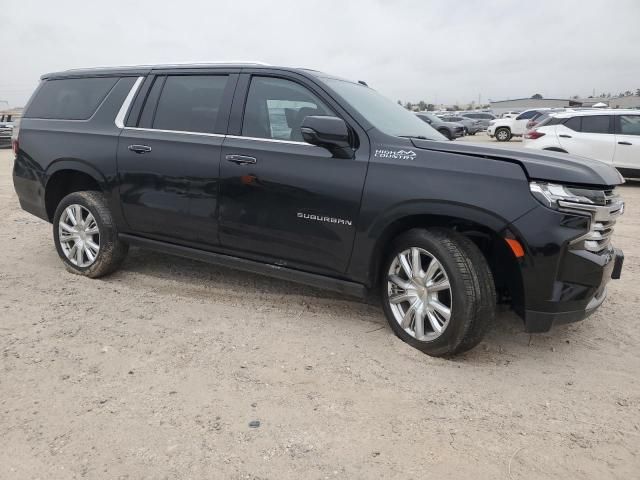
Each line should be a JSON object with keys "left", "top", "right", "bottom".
{"left": 1, "top": 146, "right": 639, "bottom": 479}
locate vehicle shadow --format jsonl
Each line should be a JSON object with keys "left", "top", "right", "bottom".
{"left": 114, "top": 247, "right": 586, "bottom": 361}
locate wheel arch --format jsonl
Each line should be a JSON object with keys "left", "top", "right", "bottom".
{"left": 366, "top": 204, "right": 525, "bottom": 315}
{"left": 44, "top": 160, "right": 107, "bottom": 221}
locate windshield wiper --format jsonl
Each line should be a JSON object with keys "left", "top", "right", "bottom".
{"left": 398, "top": 135, "right": 431, "bottom": 140}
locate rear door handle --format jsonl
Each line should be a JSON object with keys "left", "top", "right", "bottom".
{"left": 226, "top": 154, "right": 257, "bottom": 165}
{"left": 559, "top": 134, "right": 572, "bottom": 138}
{"left": 128, "top": 144, "right": 152, "bottom": 154}
{"left": 618, "top": 141, "right": 632, "bottom": 145}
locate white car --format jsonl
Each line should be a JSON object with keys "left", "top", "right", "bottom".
{"left": 523, "top": 109, "right": 640, "bottom": 177}
{"left": 487, "top": 108, "right": 552, "bottom": 142}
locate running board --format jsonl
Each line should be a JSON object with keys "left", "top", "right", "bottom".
{"left": 119, "top": 234, "right": 367, "bottom": 299}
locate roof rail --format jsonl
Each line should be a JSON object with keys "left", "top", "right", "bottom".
{"left": 64, "top": 61, "right": 271, "bottom": 72}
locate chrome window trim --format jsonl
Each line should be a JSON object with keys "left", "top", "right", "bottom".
{"left": 122, "top": 126, "right": 225, "bottom": 138}
{"left": 226, "top": 134, "right": 314, "bottom": 146}
{"left": 115, "top": 76, "right": 144, "bottom": 128}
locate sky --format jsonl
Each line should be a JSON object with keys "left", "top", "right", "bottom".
{"left": 2, "top": 0, "right": 640, "bottom": 108}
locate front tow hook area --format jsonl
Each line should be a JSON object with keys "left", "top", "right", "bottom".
{"left": 612, "top": 248, "right": 624, "bottom": 280}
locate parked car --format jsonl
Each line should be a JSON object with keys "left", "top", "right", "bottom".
{"left": 523, "top": 109, "right": 640, "bottom": 178}
{"left": 415, "top": 112, "right": 465, "bottom": 140}
{"left": 438, "top": 115, "right": 483, "bottom": 135}
{"left": 13, "top": 62, "right": 625, "bottom": 357}
{"left": 0, "top": 125, "right": 12, "bottom": 147}
{"left": 488, "top": 108, "right": 552, "bottom": 142}
{"left": 0, "top": 113, "right": 14, "bottom": 147}
{"left": 460, "top": 112, "right": 496, "bottom": 129}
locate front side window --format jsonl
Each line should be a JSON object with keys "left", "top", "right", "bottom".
{"left": 619, "top": 115, "right": 640, "bottom": 136}
{"left": 581, "top": 115, "right": 611, "bottom": 134}
{"left": 152, "top": 75, "right": 228, "bottom": 133}
{"left": 242, "top": 77, "right": 334, "bottom": 141}
{"left": 25, "top": 77, "right": 118, "bottom": 120}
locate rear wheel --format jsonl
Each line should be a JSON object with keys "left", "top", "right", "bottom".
{"left": 53, "top": 191, "right": 128, "bottom": 278}
{"left": 381, "top": 228, "right": 496, "bottom": 357}
{"left": 438, "top": 128, "right": 452, "bottom": 140}
{"left": 495, "top": 127, "right": 511, "bottom": 142}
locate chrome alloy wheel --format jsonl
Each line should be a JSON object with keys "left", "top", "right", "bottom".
{"left": 496, "top": 129, "right": 509, "bottom": 141}
{"left": 387, "top": 247, "right": 453, "bottom": 341}
{"left": 58, "top": 204, "right": 100, "bottom": 268}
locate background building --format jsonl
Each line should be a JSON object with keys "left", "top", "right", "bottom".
{"left": 489, "top": 97, "right": 582, "bottom": 115}
{"left": 609, "top": 95, "right": 640, "bottom": 109}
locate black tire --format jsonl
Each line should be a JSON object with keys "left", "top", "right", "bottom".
{"left": 53, "top": 191, "right": 128, "bottom": 278}
{"left": 380, "top": 228, "right": 496, "bottom": 357}
{"left": 469, "top": 132, "right": 477, "bottom": 136}
{"left": 438, "top": 128, "right": 452, "bottom": 140}
{"left": 495, "top": 127, "right": 511, "bottom": 142}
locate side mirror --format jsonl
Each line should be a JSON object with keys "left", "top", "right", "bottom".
{"left": 301, "top": 116, "right": 353, "bottom": 159}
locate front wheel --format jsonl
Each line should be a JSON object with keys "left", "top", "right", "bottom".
{"left": 495, "top": 127, "right": 511, "bottom": 142}
{"left": 381, "top": 228, "right": 496, "bottom": 357}
{"left": 53, "top": 191, "right": 129, "bottom": 278}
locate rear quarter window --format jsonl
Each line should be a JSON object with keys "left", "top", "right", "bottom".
{"left": 25, "top": 77, "right": 119, "bottom": 120}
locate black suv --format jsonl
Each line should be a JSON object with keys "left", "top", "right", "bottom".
{"left": 12, "top": 63, "right": 625, "bottom": 356}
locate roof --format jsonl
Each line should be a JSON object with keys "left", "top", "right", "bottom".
{"left": 40, "top": 62, "right": 335, "bottom": 80}
{"left": 490, "top": 98, "right": 573, "bottom": 104}
{"left": 551, "top": 109, "right": 640, "bottom": 118}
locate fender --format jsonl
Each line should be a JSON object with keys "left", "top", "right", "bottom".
{"left": 349, "top": 200, "right": 521, "bottom": 287}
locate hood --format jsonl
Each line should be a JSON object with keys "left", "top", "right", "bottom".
{"left": 410, "top": 139, "right": 624, "bottom": 187}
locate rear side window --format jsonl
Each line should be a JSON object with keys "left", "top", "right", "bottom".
{"left": 582, "top": 115, "right": 611, "bottom": 134}
{"left": 26, "top": 77, "right": 118, "bottom": 120}
{"left": 152, "top": 75, "right": 229, "bottom": 133}
{"left": 563, "top": 116, "right": 581, "bottom": 131}
{"left": 619, "top": 115, "right": 640, "bottom": 136}
{"left": 515, "top": 110, "right": 538, "bottom": 120}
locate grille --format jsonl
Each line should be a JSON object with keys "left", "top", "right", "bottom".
{"left": 564, "top": 190, "right": 624, "bottom": 254}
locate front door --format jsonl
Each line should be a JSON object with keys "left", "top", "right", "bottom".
{"left": 613, "top": 114, "right": 640, "bottom": 171}
{"left": 218, "top": 74, "right": 369, "bottom": 274}
{"left": 117, "top": 73, "right": 235, "bottom": 246}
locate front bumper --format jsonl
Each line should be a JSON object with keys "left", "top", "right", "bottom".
{"left": 524, "top": 248, "right": 624, "bottom": 332}
{"left": 509, "top": 202, "right": 624, "bottom": 333}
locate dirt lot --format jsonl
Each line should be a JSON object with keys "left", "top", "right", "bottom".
{"left": 1, "top": 146, "right": 639, "bottom": 479}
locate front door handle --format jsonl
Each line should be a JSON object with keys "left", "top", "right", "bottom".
{"left": 618, "top": 141, "right": 632, "bottom": 145}
{"left": 559, "top": 134, "right": 572, "bottom": 138}
{"left": 226, "top": 154, "right": 257, "bottom": 165}
{"left": 128, "top": 144, "right": 152, "bottom": 154}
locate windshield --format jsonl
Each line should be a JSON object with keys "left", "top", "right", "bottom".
{"left": 323, "top": 78, "right": 446, "bottom": 140}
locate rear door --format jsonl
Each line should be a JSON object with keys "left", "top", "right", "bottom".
{"left": 117, "top": 71, "right": 237, "bottom": 246}
{"left": 557, "top": 115, "right": 615, "bottom": 164}
{"left": 613, "top": 114, "right": 640, "bottom": 171}
{"left": 218, "top": 72, "right": 369, "bottom": 275}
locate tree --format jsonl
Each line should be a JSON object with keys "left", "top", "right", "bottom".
{"left": 397, "top": 100, "right": 402, "bottom": 106}
{"left": 426, "top": 104, "right": 435, "bottom": 111}
{"left": 418, "top": 101, "right": 427, "bottom": 111}
{"left": 531, "top": 93, "right": 543, "bottom": 99}
{"left": 636, "top": 88, "right": 640, "bottom": 96}
{"left": 404, "top": 101, "right": 413, "bottom": 110}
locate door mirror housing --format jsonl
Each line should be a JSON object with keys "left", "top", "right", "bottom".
{"left": 300, "top": 116, "right": 353, "bottom": 159}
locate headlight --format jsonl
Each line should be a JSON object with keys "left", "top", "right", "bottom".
{"left": 529, "top": 182, "right": 608, "bottom": 209}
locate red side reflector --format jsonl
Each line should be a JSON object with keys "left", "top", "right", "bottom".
{"left": 505, "top": 238, "right": 525, "bottom": 258}
{"left": 12, "top": 139, "right": 19, "bottom": 156}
